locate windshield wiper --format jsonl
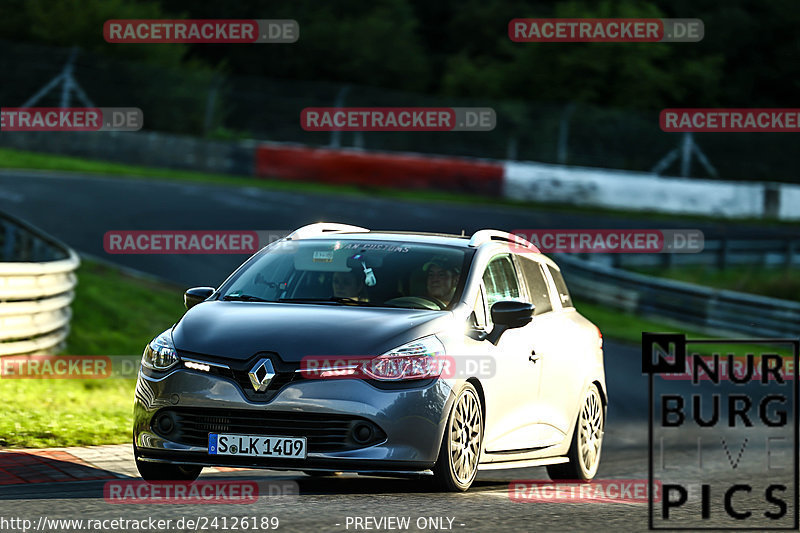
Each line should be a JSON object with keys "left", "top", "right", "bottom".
{"left": 221, "top": 294, "right": 270, "bottom": 302}
{"left": 277, "top": 297, "right": 377, "bottom": 306}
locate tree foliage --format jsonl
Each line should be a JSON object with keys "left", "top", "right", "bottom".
{"left": 1, "top": 0, "right": 797, "bottom": 109}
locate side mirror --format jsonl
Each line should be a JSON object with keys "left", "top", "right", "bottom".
{"left": 486, "top": 301, "right": 535, "bottom": 345}
{"left": 184, "top": 287, "right": 215, "bottom": 310}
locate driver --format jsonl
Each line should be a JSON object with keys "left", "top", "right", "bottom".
{"left": 423, "top": 256, "right": 461, "bottom": 307}
{"left": 332, "top": 270, "right": 368, "bottom": 301}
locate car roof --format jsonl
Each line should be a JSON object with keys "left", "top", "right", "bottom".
{"left": 299, "top": 231, "right": 473, "bottom": 248}
{"left": 285, "top": 224, "right": 540, "bottom": 253}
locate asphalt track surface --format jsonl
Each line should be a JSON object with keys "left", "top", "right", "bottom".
{"left": 0, "top": 170, "right": 797, "bottom": 532}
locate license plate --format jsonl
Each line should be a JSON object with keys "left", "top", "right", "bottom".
{"left": 208, "top": 434, "right": 307, "bottom": 459}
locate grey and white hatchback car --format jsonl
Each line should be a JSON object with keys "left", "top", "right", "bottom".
{"left": 133, "top": 223, "right": 606, "bottom": 491}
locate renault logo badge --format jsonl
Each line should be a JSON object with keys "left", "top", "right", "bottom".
{"left": 248, "top": 359, "right": 276, "bottom": 392}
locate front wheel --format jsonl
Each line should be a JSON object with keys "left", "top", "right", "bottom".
{"left": 547, "top": 383, "right": 604, "bottom": 481}
{"left": 432, "top": 383, "right": 483, "bottom": 492}
{"left": 134, "top": 445, "right": 202, "bottom": 482}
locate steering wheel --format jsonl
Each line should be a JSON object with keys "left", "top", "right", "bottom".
{"left": 385, "top": 296, "right": 447, "bottom": 310}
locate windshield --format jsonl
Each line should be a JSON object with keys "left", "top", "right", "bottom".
{"left": 218, "top": 239, "right": 472, "bottom": 310}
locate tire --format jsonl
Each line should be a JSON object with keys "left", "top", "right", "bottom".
{"left": 432, "top": 383, "right": 483, "bottom": 492}
{"left": 547, "top": 383, "right": 604, "bottom": 481}
{"left": 134, "top": 445, "right": 202, "bottom": 482}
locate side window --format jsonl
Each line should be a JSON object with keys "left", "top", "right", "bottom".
{"left": 547, "top": 265, "right": 573, "bottom": 308}
{"left": 482, "top": 255, "right": 522, "bottom": 309}
{"left": 518, "top": 257, "right": 553, "bottom": 315}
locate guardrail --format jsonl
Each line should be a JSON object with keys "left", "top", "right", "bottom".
{"left": 558, "top": 254, "right": 800, "bottom": 338}
{"left": 607, "top": 238, "right": 800, "bottom": 269}
{"left": 0, "top": 211, "right": 79, "bottom": 356}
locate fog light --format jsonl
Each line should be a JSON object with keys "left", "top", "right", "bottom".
{"left": 156, "top": 414, "right": 175, "bottom": 434}
{"left": 352, "top": 422, "right": 374, "bottom": 444}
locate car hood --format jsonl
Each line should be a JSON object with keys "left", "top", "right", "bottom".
{"left": 171, "top": 301, "right": 453, "bottom": 362}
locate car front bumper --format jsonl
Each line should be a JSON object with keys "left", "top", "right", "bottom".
{"left": 133, "top": 367, "right": 455, "bottom": 473}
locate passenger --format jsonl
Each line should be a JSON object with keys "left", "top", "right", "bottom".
{"left": 332, "top": 270, "right": 368, "bottom": 301}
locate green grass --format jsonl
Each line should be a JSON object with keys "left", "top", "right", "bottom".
{"left": 66, "top": 260, "right": 185, "bottom": 355}
{"left": 574, "top": 297, "right": 794, "bottom": 358}
{"left": 0, "top": 260, "right": 184, "bottom": 448}
{"left": 0, "top": 147, "right": 794, "bottom": 227}
{"left": 628, "top": 265, "right": 800, "bottom": 302}
{"left": 574, "top": 298, "right": 680, "bottom": 345}
{"left": 0, "top": 379, "right": 137, "bottom": 448}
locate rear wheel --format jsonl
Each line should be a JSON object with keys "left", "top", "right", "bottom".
{"left": 432, "top": 383, "right": 483, "bottom": 492}
{"left": 547, "top": 383, "right": 604, "bottom": 481}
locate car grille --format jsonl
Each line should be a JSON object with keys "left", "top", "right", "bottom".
{"left": 153, "top": 407, "right": 386, "bottom": 452}
{"left": 177, "top": 350, "right": 302, "bottom": 402}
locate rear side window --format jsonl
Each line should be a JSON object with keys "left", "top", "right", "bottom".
{"left": 547, "top": 265, "right": 573, "bottom": 308}
{"left": 482, "top": 255, "right": 522, "bottom": 308}
{"left": 518, "top": 257, "right": 553, "bottom": 315}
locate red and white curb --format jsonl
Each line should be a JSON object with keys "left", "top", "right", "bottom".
{"left": 0, "top": 445, "right": 249, "bottom": 485}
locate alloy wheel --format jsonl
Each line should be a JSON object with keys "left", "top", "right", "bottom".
{"left": 448, "top": 388, "right": 482, "bottom": 485}
{"left": 578, "top": 386, "right": 603, "bottom": 477}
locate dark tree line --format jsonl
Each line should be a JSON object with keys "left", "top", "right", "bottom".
{"left": 1, "top": 0, "right": 797, "bottom": 109}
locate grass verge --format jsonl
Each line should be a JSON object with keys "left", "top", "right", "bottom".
{"left": 0, "top": 260, "right": 183, "bottom": 448}
{"left": 628, "top": 265, "right": 800, "bottom": 302}
{"left": 575, "top": 298, "right": 794, "bottom": 357}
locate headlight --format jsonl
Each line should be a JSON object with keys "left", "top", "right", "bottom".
{"left": 142, "top": 329, "right": 179, "bottom": 371}
{"left": 362, "top": 335, "right": 446, "bottom": 381}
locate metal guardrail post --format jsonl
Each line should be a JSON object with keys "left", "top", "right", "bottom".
{"left": 2, "top": 220, "right": 14, "bottom": 262}
{"left": 661, "top": 252, "right": 673, "bottom": 269}
{"left": 717, "top": 238, "right": 728, "bottom": 270}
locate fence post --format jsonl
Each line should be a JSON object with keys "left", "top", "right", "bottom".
{"left": 2, "top": 221, "right": 14, "bottom": 262}
{"left": 506, "top": 136, "right": 517, "bottom": 160}
{"left": 680, "top": 132, "right": 692, "bottom": 177}
{"left": 329, "top": 85, "right": 350, "bottom": 148}
{"left": 203, "top": 77, "right": 222, "bottom": 137}
{"left": 557, "top": 103, "right": 575, "bottom": 164}
{"left": 717, "top": 238, "right": 728, "bottom": 269}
